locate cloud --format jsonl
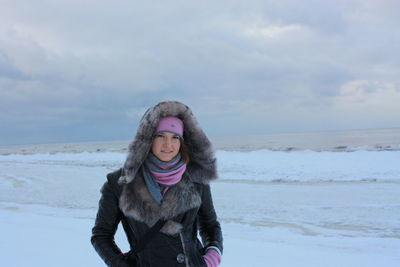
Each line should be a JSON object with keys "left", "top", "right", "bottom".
{"left": 0, "top": 0, "right": 399, "bottom": 144}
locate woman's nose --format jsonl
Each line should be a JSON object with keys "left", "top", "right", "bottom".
{"left": 162, "top": 137, "right": 173, "bottom": 145}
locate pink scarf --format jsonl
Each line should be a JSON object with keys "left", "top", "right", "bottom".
{"left": 147, "top": 153, "right": 186, "bottom": 185}
{"left": 142, "top": 153, "right": 187, "bottom": 204}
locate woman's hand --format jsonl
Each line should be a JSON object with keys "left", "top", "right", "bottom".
{"left": 203, "top": 248, "right": 221, "bottom": 267}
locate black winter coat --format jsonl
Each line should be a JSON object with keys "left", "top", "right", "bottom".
{"left": 91, "top": 169, "right": 223, "bottom": 267}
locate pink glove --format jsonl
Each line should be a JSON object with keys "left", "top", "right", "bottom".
{"left": 203, "top": 248, "right": 221, "bottom": 267}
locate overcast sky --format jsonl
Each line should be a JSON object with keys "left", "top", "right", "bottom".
{"left": 1, "top": 0, "right": 399, "bottom": 145}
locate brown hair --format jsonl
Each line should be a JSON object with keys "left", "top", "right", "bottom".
{"left": 180, "top": 141, "right": 190, "bottom": 164}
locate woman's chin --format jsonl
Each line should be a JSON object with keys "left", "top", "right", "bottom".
{"left": 155, "top": 153, "right": 176, "bottom": 162}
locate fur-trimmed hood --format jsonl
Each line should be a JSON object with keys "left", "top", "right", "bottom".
{"left": 119, "top": 101, "right": 218, "bottom": 233}
{"left": 119, "top": 100, "right": 217, "bottom": 185}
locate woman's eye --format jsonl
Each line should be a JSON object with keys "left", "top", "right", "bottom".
{"left": 173, "top": 135, "right": 180, "bottom": 140}
{"left": 155, "top": 134, "right": 165, "bottom": 139}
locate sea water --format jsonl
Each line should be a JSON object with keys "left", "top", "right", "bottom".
{"left": 0, "top": 128, "right": 399, "bottom": 266}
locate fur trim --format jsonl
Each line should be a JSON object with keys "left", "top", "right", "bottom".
{"left": 119, "top": 100, "right": 217, "bottom": 185}
{"left": 119, "top": 172, "right": 202, "bottom": 234}
{"left": 160, "top": 220, "right": 183, "bottom": 236}
{"left": 119, "top": 101, "right": 217, "bottom": 232}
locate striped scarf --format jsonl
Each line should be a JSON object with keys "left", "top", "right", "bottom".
{"left": 142, "top": 153, "right": 187, "bottom": 204}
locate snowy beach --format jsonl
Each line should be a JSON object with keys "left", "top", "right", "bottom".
{"left": 1, "top": 130, "right": 400, "bottom": 266}
{"left": 3, "top": 0, "right": 400, "bottom": 265}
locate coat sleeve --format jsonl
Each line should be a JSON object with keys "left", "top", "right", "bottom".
{"left": 197, "top": 184, "right": 223, "bottom": 254}
{"left": 91, "top": 174, "right": 131, "bottom": 267}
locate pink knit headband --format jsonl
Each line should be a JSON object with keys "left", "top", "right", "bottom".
{"left": 155, "top": 116, "right": 184, "bottom": 137}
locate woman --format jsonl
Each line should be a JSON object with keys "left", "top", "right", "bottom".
{"left": 91, "top": 101, "right": 223, "bottom": 267}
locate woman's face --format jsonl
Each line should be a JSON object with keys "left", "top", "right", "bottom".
{"left": 151, "top": 132, "right": 181, "bottom": 162}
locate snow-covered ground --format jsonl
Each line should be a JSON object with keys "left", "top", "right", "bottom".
{"left": 1, "top": 150, "right": 399, "bottom": 266}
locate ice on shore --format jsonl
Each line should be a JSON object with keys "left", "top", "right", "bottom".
{"left": 0, "top": 149, "right": 399, "bottom": 266}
